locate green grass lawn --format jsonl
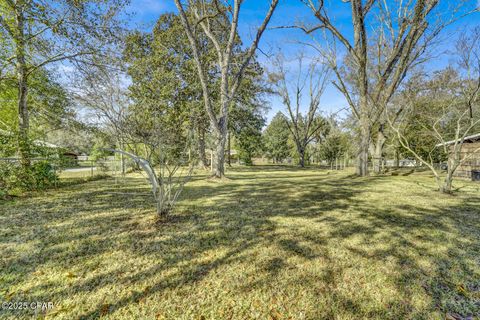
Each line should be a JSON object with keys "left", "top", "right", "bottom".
{"left": 1, "top": 166, "right": 479, "bottom": 319}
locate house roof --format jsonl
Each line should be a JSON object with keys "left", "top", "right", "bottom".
{"left": 63, "top": 151, "right": 79, "bottom": 156}
{"left": 435, "top": 133, "right": 480, "bottom": 147}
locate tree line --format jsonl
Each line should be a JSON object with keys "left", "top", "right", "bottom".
{"left": 1, "top": 0, "right": 479, "bottom": 204}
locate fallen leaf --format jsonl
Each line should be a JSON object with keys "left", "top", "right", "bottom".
{"left": 100, "top": 304, "right": 110, "bottom": 316}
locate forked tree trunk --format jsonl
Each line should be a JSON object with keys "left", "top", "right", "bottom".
{"left": 297, "top": 145, "right": 306, "bottom": 168}
{"left": 174, "top": 0, "right": 279, "bottom": 179}
{"left": 440, "top": 177, "right": 453, "bottom": 194}
{"left": 440, "top": 158, "right": 457, "bottom": 194}
{"left": 106, "top": 149, "right": 192, "bottom": 216}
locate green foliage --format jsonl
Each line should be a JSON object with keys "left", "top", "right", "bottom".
{"left": 124, "top": 14, "right": 200, "bottom": 162}
{"left": 231, "top": 108, "right": 265, "bottom": 165}
{"left": 124, "top": 11, "right": 269, "bottom": 167}
{"left": 30, "top": 161, "right": 58, "bottom": 189}
{"left": 318, "top": 131, "right": 351, "bottom": 165}
{"left": 89, "top": 137, "right": 114, "bottom": 161}
{"left": 394, "top": 68, "right": 477, "bottom": 163}
{"left": 1, "top": 0, "right": 126, "bottom": 167}
{"left": 262, "top": 112, "right": 291, "bottom": 163}
{"left": 236, "top": 133, "right": 260, "bottom": 166}
{"left": 0, "top": 81, "right": 17, "bottom": 128}
{"left": 28, "top": 70, "right": 75, "bottom": 132}
{"left": 0, "top": 160, "right": 58, "bottom": 195}
{"left": 56, "top": 153, "right": 78, "bottom": 168}
{"left": 0, "top": 132, "right": 16, "bottom": 157}
{"left": 0, "top": 70, "right": 75, "bottom": 158}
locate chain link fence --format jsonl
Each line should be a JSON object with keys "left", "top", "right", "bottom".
{"left": 0, "top": 156, "right": 136, "bottom": 181}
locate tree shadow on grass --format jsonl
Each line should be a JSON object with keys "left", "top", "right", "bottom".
{"left": 1, "top": 170, "right": 479, "bottom": 319}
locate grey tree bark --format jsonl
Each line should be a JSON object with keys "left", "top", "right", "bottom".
{"left": 106, "top": 149, "right": 193, "bottom": 215}
{"left": 174, "top": 0, "right": 279, "bottom": 178}
{"left": 197, "top": 127, "right": 208, "bottom": 169}
{"left": 289, "top": 0, "right": 461, "bottom": 176}
{"left": 15, "top": 7, "right": 30, "bottom": 170}
{"left": 271, "top": 53, "right": 329, "bottom": 168}
{"left": 371, "top": 123, "right": 387, "bottom": 174}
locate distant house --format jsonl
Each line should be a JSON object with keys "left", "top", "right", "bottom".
{"left": 436, "top": 133, "right": 480, "bottom": 181}
{"left": 385, "top": 159, "right": 417, "bottom": 167}
{"left": 77, "top": 155, "right": 89, "bottom": 161}
{"left": 62, "top": 151, "right": 79, "bottom": 160}
{"left": 33, "top": 140, "right": 80, "bottom": 160}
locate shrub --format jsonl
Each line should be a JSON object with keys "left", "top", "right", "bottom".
{"left": 30, "top": 161, "right": 58, "bottom": 189}
{"left": 0, "top": 161, "right": 19, "bottom": 195}
{"left": 0, "top": 160, "right": 58, "bottom": 195}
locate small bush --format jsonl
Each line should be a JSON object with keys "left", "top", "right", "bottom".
{"left": 0, "top": 161, "right": 58, "bottom": 195}
{"left": 30, "top": 161, "right": 58, "bottom": 189}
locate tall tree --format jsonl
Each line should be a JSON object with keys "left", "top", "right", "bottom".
{"left": 263, "top": 112, "right": 290, "bottom": 163}
{"left": 174, "top": 0, "right": 279, "bottom": 178}
{"left": 230, "top": 105, "right": 265, "bottom": 165}
{"left": 270, "top": 53, "right": 330, "bottom": 167}
{"left": 0, "top": 69, "right": 73, "bottom": 156}
{"left": 124, "top": 13, "right": 218, "bottom": 169}
{"left": 318, "top": 122, "right": 351, "bottom": 168}
{"left": 291, "top": 0, "right": 475, "bottom": 175}
{"left": 388, "top": 28, "right": 480, "bottom": 193}
{"left": 0, "top": 0, "right": 126, "bottom": 170}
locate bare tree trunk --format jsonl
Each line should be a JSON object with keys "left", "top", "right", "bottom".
{"left": 197, "top": 127, "right": 208, "bottom": 169}
{"left": 297, "top": 0, "right": 446, "bottom": 177}
{"left": 297, "top": 145, "right": 306, "bottom": 168}
{"left": 372, "top": 124, "right": 387, "bottom": 174}
{"left": 441, "top": 157, "right": 457, "bottom": 193}
{"left": 440, "top": 173, "right": 453, "bottom": 193}
{"left": 15, "top": 8, "right": 30, "bottom": 170}
{"left": 17, "top": 69, "right": 30, "bottom": 168}
{"left": 227, "top": 130, "right": 231, "bottom": 167}
{"left": 357, "top": 119, "right": 370, "bottom": 176}
{"left": 213, "top": 122, "right": 227, "bottom": 178}
{"left": 118, "top": 139, "right": 125, "bottom": 175}
{"left": 395, "top": 147, "right": 400, "bottom": 168}
{"left": 174, "top": 0, "right": 278, "bottom": 179}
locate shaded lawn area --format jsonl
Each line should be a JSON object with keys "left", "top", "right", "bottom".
{"left": 1, "top": 166, "right": 479, "bottom": 319}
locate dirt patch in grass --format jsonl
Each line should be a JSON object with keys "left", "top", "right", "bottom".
{"left": 0, "top": 168, "right": 479, "bottom": 319}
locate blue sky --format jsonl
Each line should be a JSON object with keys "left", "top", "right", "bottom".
{"left": 124, "top": 0, "right": 480, "bottom": 124}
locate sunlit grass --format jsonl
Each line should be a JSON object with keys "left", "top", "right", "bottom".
{"left": 0, "top": 166, "right": 479, "bottom": 319}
